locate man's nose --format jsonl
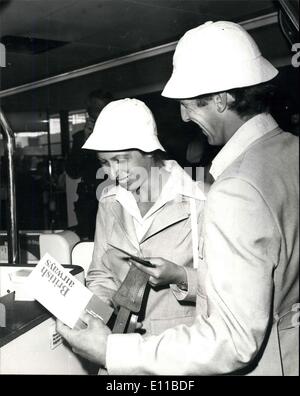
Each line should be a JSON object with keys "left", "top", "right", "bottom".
{"left": 180, "top": 104, "right": 190, "bottom": 122}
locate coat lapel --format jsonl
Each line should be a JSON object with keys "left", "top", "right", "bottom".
{"left": 140, "top": 200, "right": 190, "bottom": 244}
{"left": 110, "top": 202, "right": 140, "bottom": 250}
{"left": 109, "top": 198, "right": 192, "bottom": 248}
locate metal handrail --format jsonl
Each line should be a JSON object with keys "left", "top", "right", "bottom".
{"left": 278, "top": 0, "right": 299, "bottom": 31}
{"left": 0, "top": 108, "right": 19, "bottom": 264}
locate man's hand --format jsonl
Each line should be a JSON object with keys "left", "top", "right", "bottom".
{"left": 130, "top": 257, "right": 187, "bottom": 287}
{"left": 56, "top": 312, "right": 111, "bottom": 367}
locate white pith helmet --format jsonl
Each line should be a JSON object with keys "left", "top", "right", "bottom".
{"left": 162, "top": 21, "right": 278, "bottom": 99}
{"left": 82, "top": 98, "right": 165, "bottom": 152}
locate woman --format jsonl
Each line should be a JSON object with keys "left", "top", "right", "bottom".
{"left": 83, "top": 98, "right": 206, "bottom": 336}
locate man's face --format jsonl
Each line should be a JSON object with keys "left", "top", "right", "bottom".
{"left": 180, "top": 99, "right": 224, "bottom": 146}
{"left": 97, "top": 150, "right": 152, "bottom": 192}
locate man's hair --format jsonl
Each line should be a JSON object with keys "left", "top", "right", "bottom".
{"left": 88, "top": 89, "right": 113, "bottom": 103}
{"left": 87, "top": 90, "right": 113, "bottom": 118}
{"left": 195, "top": 83, "right": 276, "bottom": 118}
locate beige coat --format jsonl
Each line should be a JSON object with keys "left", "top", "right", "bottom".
{"left": 87, "top": 164, "right": 205, "bottom": 336}
{"left": 105, "top": 121, "right": 299, "bottom": 376}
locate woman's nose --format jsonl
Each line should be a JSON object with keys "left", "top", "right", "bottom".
{"left": 109, "top": 163, "right": 119, "bottom": 179}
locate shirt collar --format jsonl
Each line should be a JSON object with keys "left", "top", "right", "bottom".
{"left": 210, "top": 113, "right": 278, "bottom": 181}
{"left": 115, "top": 187, "right": 141, "bottom": 221}
{"left": 162, "top": 160, "right": 206, "bottom": 202}
{"left": 103, "top": 160, "right": 206, "bottom": 223}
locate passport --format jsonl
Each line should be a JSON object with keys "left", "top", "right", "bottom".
{"left": 108, "top": 243, "right": 156, "bottom": 268}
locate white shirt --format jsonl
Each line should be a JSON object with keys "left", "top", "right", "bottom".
{"left": 113, "top": 160, "right": 205, "bottom": 242}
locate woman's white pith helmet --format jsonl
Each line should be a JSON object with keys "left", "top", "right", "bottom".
{"left": 82, "top": 98, "right": 165, "bottom": 152}
{"left": 162, "top": 21, "right": 278, "bottom": 99}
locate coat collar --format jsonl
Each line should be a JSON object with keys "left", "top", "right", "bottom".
{"left": 109, "top": 199, "right": 191, "bottom": 247}
{"left": 101, "top": 160, "right": 204, "bottom": 247}
{"left": 110, "top": 201, "right": 140, "bottom": 250}
{"left": 140, "top": 199, "right": 190, "bottom": 244}
{"left": 210, "top": 113, "right": 279, "bottom": 181}
{"left": 162, "top": 160, "right": 206, "bottom": 201}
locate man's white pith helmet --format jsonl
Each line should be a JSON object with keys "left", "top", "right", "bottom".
{"left": 162, "top": 21, "right": 278, "bottom": 99}
{"left": 82, "top": 98, "right": 165, "bottom": 152}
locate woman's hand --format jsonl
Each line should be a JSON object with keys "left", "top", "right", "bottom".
{"left": 130, "top": 257, "right": 187, "bottom": 287}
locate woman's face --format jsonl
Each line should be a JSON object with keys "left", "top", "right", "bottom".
{"left": 97, "top": 150, "right": 153, "bottom": 192}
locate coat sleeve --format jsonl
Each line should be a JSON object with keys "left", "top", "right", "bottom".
{"left": 170, "top": 267, "right": 198, "bottom": 302}
{"left": 86, "top": 201, "right": 121, "bottom": 306}
{"left": 105, "top": 177, "right": 280, "bottom": 375}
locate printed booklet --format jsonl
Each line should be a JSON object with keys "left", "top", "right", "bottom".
{"left": 26, "top": 253, "right": 114, "bottom": 328}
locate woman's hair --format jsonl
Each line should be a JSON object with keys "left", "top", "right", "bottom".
{"left": 146, "top": 149, "right": 170, "bottom": 167}
{"left": 195, "top": 83, "right": 276, "bottom": 118}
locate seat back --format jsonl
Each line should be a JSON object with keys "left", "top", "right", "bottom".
{"left": 39, "top": 230, "right": 80, "bottom": 264}
{"left": 71, "top": 241, "right": 94, "bottom": 276}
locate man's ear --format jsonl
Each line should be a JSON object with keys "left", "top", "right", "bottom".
{"left": 213, "top": 92, "right": 228, "bottom": 113}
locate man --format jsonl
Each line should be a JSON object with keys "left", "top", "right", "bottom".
{"left": 57, "top": 21, "right": 299, "bottom": 375}
{"left": 65, "top": 90, "right": 112, "bottom": 239}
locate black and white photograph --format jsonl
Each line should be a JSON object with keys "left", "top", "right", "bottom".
{"left": 0, "top": 0, "right": 299, "bottom": 379}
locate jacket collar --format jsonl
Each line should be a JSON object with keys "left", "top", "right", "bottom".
{"left": 101, "top": 160, "right": 204, "bottom": 247}
{"left": 140, "top": 200, "right": 190, "bottom": 244}
{"left": 110, "top": 201, "right": 140, "bottom": 250}
{"left": 210, "top": 113, "right": 279, "bottom": 181}
{"left": 162, "top": 160, "right": 206, "bottom": 202}
{"left": 109, "top": 199, "right": 191, "bottom": 247}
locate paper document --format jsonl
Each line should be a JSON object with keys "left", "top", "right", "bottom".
{"left": 26, "top": 253, "right": 113, "bottom": 328}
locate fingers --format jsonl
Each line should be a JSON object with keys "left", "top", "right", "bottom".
{"left": 73, "top": 311, "right": 92, "bottom": 329}
{"left": 84, "top": 311, "right": 111, "bottom": 334}
{"left": 135, "top": 321, "right": 144, "bottom": 330}
{"left": 56, "top": 321, "right": 85, "bottom": 358}
{"left": 130, "top": 261, "right": 160, "bottom": 286}
{"left": 56, "top": 319, "right": 75, "bottom": 343}
{"left": 143, "top": 257, "right": 161, "bottom": 264}
{"left": 149, "top": 276, "right": 160, "bottom": 287}
{"left": 130, "top": 260, "right": 155, "bottom": 275}
{"left": 77, "top": 311, "right": 90, "bottom": 324}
